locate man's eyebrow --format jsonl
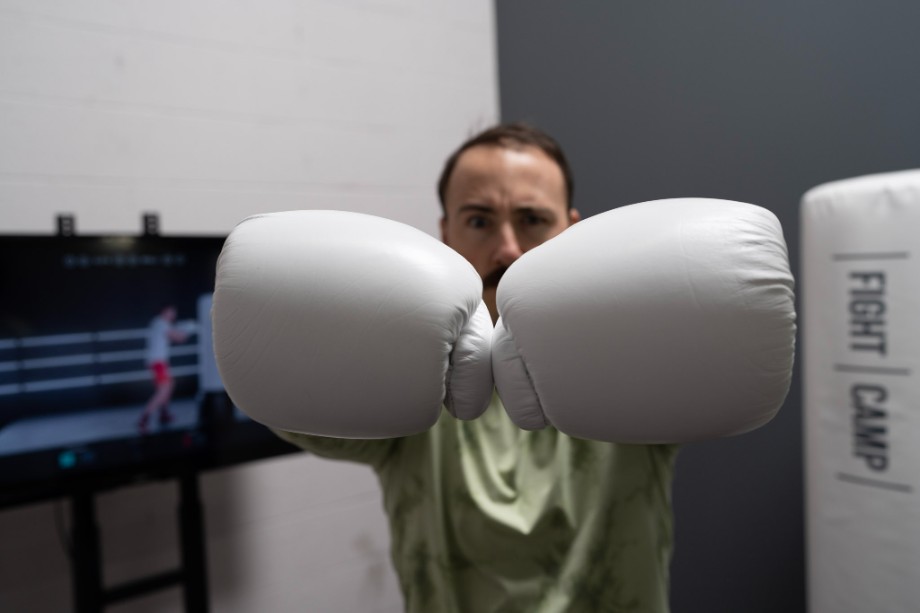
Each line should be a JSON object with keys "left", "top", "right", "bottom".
{"left": 456, "top": 204, "right": 494, "bottom": 214}
{"left": 512, "top": 204, "right": 556, "bottom": 215}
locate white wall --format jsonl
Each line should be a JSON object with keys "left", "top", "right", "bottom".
{"left": 0, "top": 0, "right": 498, "bottom": 235}
{"left": 0, "top": 1, "right": 498, "bottom": 611}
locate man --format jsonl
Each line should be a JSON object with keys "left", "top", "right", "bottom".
{"left": 437, "top": 123, "right": 580, "bottom": 323}
{"left": 275, "top": 124, "right": 677, "bottom": 612}
{"left": 139, "top": 304, "right": 190, "bottom": 433}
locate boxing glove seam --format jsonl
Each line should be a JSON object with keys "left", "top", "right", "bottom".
{"left": 493, "top": 320, "right": 549, "bottom": 430}
{"left": 514, "top": 347, "right": 547, "bottom": 429}
{"left": 444, "top": 353, "right": 459, "bottom": 418}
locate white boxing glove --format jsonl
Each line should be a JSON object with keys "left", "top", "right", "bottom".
{"left": 212, "top": 210, "right": 493, "bottom": 438}
{"left": 493, "top": 198, "right": 796, "bottom": 444}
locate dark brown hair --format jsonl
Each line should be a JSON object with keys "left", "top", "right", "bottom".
{"left": 437, "top": 123, "right": 574, "bottom": 210}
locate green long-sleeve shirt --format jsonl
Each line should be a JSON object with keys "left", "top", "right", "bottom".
{"left": 277, "top": 393, "right": 677, "bottom": 613}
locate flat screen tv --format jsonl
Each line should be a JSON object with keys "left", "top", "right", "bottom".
{"left": 0, "top": 232, "right": 293, "bottom": 506}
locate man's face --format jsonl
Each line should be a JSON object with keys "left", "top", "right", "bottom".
{"left": 440, "top": 144, "right": 579, "bottom": 323}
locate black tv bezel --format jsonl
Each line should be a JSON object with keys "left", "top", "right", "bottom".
{"left": 0, "top": 232, "right": 295, "bottom": 508}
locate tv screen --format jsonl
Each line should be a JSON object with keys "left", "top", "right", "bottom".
{"left": 0, "top": 233, "right": 293, "bottom": 506}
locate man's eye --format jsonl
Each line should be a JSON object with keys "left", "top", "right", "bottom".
{"left": 466, "top": 216, "right": 489, "bottom": 229}
{"left": 521, "top": 213, "right": 546, "bottom": 226}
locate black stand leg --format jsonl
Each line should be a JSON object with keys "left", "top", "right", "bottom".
{"left": 71, "top": 492, "right": 103, "bottom": 613}
{"left": 67, "top": 473, "right": 210, "bottom": 612}
{"left": 179, "top": 472, "right": 209, "bottom": 613}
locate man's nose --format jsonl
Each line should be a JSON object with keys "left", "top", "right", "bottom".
{"left": 494, "top": 223, "right": 524, "bottom": 268}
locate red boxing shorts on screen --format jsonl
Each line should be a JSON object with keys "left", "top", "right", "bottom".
{"left": 151, "top": 361, "right": 171, "bottom": 385}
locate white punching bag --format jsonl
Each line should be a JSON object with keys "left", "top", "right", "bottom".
{"left": 802, "top": 169, "right": 920, "bottom": 613}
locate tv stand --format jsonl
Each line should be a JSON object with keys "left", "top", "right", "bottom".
{"left": 70, "top": 471, "right": 209, "bottom": 613}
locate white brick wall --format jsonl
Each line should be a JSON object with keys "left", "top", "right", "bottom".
{"left": 0, "top": 1, "right": 498, "bottom": 610}
{"left": 0, "top": 0, "right": 498, "bottom": 235}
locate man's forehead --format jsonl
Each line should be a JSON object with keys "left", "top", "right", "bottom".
{"left": 447, "top": 146, "right": 565, "bottom": 198}
{"left": 453, "top": 143, "right": 556, "bottom": 176}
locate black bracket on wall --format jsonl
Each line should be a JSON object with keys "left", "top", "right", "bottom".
{"left": 57, "top": 214, "right": 76, "bottom": 237}
{"left": 143, "top": 213, "right": 160, "bottom": 237}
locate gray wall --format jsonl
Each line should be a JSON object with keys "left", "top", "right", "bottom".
{"left": 495, "top": 2, "right": 920, "bottom": 612}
